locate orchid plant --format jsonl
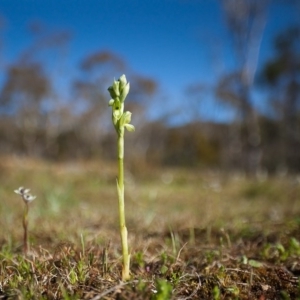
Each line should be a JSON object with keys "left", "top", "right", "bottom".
{"left": 14, "top": 187, "right": 36, "bottom": 255}
{"left": 108, "top": 74, "right": 134, "bottom": 280}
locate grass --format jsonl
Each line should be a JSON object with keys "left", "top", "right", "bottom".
{"left": 0, "top": 156, "right": 300, "bottom": 299}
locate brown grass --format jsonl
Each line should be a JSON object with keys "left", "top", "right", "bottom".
{"left": 0, "top": 156, "right": 300, "bottom": 299}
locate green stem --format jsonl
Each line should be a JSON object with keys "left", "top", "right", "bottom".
{"left": 23, "top": 203, "right": 29, "bottom": 255}
{"left": 117, "top": 129, "right": 130, "bottom": 280}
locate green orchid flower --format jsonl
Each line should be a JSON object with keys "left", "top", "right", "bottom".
{"left": 107, "top": 74, "right": 134, "bottom": 281}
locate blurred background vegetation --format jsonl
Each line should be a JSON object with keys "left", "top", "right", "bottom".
{"left": 0, "top": 0, "right": 299, "bottom": 176}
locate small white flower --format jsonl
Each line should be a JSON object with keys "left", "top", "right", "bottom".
{"left": 14, "top": 187, "right": 30, "bottom": 195}
{"left": 14, "top": 187, "right": 36, "bottom": 203}
{"left": 23, "top": 194, "right": 36, "bottom": 203}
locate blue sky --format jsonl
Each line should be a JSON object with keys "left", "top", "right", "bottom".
{"left": 0, "top": 0, "right": 299, "bottom": 123}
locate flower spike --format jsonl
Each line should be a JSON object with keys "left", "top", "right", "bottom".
{"left": 107, "top": 74, "right": 134, "bottom": 281}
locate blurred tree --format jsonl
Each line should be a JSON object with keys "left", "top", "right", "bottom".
{"left": 163, "top": 122, "right": 220, "bottom": 167}
{"left": 0, "top": 62, "right": 50, "bottom": 155}
{"left": 184, "top": 82, "right": 211, "bottom": 121}
{"left": 0, "top": 20, "right": 160, "bottom": 162}
{"left": 217, "top": 0, "right": 269, "bottom": 174}
{"left": 0, "top": 22, "right": 71, "bottom": 156}
{"left": 260, "top": 27, "right": 300, "bottom": 172}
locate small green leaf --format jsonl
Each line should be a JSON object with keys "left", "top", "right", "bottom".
{"left": 154, "top": 279, "right": 172, "bottom": 300}
{"left": 160, "top": 265, "right": 168, "bottom": 274}
{"left": 248, "top": 259, "right": 263, "bottom": 268}
{"left": 276, "top": 243, "right": 285, "bottom": 254}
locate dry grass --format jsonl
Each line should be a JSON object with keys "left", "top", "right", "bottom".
{"left": 0, "top": 156, "right": 300, "bottom": 299}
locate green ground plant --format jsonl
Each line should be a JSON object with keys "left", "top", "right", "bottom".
{"left": 108, "top": 74, "right": 134, "bottom": 281}
{"left": 153, "top": 278, "right": 173, "bottom": 300}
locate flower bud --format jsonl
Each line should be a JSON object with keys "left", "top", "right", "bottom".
{"left": 120, "top": 82, "right": 130, "bottom": 102}
{"left": 119, "top": 74, "right": 127, "bottom": 90}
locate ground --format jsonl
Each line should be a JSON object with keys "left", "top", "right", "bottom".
{"left": 0, "top": 157, "right": 300, "bottom": 299}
